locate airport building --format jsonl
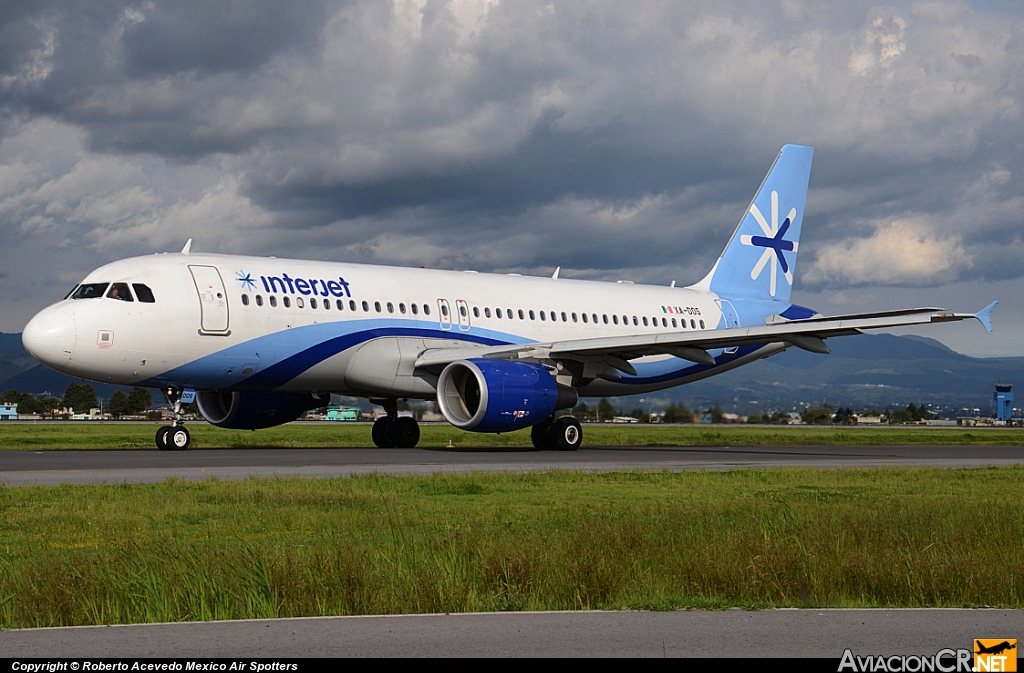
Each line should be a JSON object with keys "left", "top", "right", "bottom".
{"left": 995, "top": 384, "right": 1013, "bottom": 423}
{"left": 0, "top": 403, "right": 17, "bottom": 420}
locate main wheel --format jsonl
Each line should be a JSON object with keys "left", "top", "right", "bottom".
{"left": 156, "top": 426, "right": 172, "bottom": 451}
{"left": 168, "top": 426, "right": 190, "bottom": 450}
{"left": 531, "top": 420, "right": 556, "bottom": 450}
{"left": 552, "top": 416, "right": 582, "bottom": 451}
{"left": 371, "top": 417, "right": 397, "bottom": 448}
{"left": 393, "top": 417, "right": 420, "bottom": 449}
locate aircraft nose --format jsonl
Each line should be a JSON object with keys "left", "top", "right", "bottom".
{"left": 22, "top": 306, "right": 76, "bottom": 370}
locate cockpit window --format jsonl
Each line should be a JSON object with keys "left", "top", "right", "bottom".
{"left": 132, "top": 283, "right": 155, "bottom": 303}
{"left": 107, "top": 283, "right": 134, "bottom": 302}
{"left": 64, "top": 286, "right": 79, "bottom": 300}
{"left": 71, "top": 283, "right": 109, "bottom": 300}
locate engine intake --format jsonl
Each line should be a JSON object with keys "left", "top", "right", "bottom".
{"left": 197, "top": 391, "right": 326, "bottom": 430}
{"left": 437, "top": 359, "right": 577, "bottom": 433}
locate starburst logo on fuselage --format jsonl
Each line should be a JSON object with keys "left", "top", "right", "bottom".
{"left": 739, "top": 190, "right": 798, "bottom": 297}
{"left": 235, "top": 270, "right": 257, "bottom": 291}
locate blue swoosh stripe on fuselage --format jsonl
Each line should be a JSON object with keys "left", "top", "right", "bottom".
{"left": 138, "top": 318, "right": 770, "bottom": 391}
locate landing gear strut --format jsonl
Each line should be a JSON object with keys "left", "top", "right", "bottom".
{"left": 370, "top": 399, "right": 420, "bottom": 449}
{"left": 156, "top": 388, "right": 191, "bottom": 451}
{"left": 531, "top": 416, "right": 582, "bottom": 451}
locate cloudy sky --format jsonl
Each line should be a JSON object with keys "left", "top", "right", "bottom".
{"left": 1, "top": 0, "right": 1021, "bottom": 356}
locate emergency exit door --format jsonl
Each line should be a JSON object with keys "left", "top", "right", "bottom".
{"left": 189, "top": 265, "right": 230, "bottom": 334}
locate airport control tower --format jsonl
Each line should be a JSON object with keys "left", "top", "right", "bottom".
{"left": 994, "top": 384, "right": 1013, "bottom": 422}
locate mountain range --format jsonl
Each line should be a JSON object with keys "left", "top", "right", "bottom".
{"left": 2, "top": 331, "right": 1021, "bottom": 415}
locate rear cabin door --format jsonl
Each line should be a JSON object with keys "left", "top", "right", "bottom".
{"left": 437, "top": 299, "right": 452, "bottom": 331}
{"left": 189, "top": 265, "right": 230, "bottom": 334}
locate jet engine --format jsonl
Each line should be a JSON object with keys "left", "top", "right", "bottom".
{"left": 196, "top": 391, "right": 327, "bottom": 430}
{"left": 436, "top": 359, "right": 577, "bottom": 433}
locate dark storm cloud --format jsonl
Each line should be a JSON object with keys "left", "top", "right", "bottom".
{"left": 1, "top": 1, "right": 1023, "bottom": 355}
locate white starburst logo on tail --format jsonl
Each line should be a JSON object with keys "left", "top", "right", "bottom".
{"left": 739, "top": 190, "right": 798, "bottom": 297}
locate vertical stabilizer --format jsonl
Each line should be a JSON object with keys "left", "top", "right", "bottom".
{"left": 694, "top": 144, "right": 813, "bottom": 304}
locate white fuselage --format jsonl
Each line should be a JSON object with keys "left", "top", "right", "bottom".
{"left": 22, "top": 252, "right": 788, "bottom": 399}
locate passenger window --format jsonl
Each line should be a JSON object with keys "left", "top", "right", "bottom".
{"left": 375, "top": 301, "right": 382, "bottom": 313}
{"left": 269, "top": 296, "right": 278, "bottom": 307}
{"left": 400, "top": 303, "right": 407, "bottom": 314}
{"left": 642, "top": 316, "right": 648, "bottom": 326}
{"left": 387, "top": 302, "right": 394, "bottom": 313}
{"left": 612, "top": 315, "right": 618, "bottom": 325}
{"left": 539, "top": 311, "right": 545, "bottom": 321}
{"left": 582, "top": 313, "right": 588, "bottom": 323}
{"left": 441, "top": 304, "right": 449, "bottom": 317}
{"left": 411, "top": 303, "right": 419, "bottom": 315}
{"left": 603, "top": 315, "right": 609, "bottom": 324}
{"left": 592, "top": 314, "right": 598, "bottom": 324}
{"left": 690, "top": 319, "right": 696, "bottom": 329}
{"left": 671, "top": 318, "right": 677, "bottom": 328}
{"left": 561, "top": 312, "right": 567, "bottom": 322}
{"left": 423, "top": 304, "right": 431, "bottom": 316}
{"left": 362, "top": 301, "right": 369, "bottom": 312}
{"left": 485, "top": 307, "right": 491, "bottom": 318}
{"left": 461, "top": 305, "right": 468, "bottom": 317}
{"left": 241, "top": 294, "right": 250, "bottom": 306}
{"left": 662, "top": 317, "right": 667, "bottom": 327}
{"left": 255, "top": 295, "right": 264, "bottom": 306}
{"left": 296, "top": 297, "right": 304, "bottom": 308}
{"left": 571, "top": 313, "right": 577, "bottom": 323}
{"left": 496, "top": 308, "right": 502, "bottom": 319}
{"left": 529, "top": 310, "right": 535, "bottom": 320}
{"left": 632, "top": 316, "right": 638, "bottom": 326}
{"left": 518, "top": 309, "right": 524, "bottom": 320}
{"left": 311, "top": 298, "right": 318, "bottom": 309}
{"left": 132, "top": 284, "right": 156, "bottom": 303}
{"left": 337, "top": 299, "right": 344, "bottom": 310}
{"left": 283, "top": 297, "right": 291, "bottom": 308}
{"left": 107, "top": 283, "right": 134, "bottom": 302}
{"left": 700, "top": 320, "right": 705, "bottom": 329}
{"left": 473, "top": 306, "right": 480, "bottom": 318}
{"left": 323, "top": 299, "right": 330, "bottom": 310}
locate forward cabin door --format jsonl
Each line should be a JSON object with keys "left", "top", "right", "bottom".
{"left": 189, "top": 265, "right": 230, "bottom": 334}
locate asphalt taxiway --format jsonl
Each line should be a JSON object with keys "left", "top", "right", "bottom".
{"left": 2, "top": 444, "right": 1023, "bottom": 485}
{"left": 3, "top": 609, "right": 1023, "bottom": 657}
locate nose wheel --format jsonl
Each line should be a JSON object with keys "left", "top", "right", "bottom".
{"left": 156, "top": 425, "right": 191, "bottom": 451}
{"left": 156, "top": 387, "right": 192, "bottom": 450}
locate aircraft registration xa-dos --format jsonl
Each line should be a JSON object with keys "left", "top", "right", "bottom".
{"left": 22, "top": 145, "right": 997, "bottom": 451}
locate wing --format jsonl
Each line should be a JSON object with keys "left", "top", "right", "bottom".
{"left": 414, "top": 303, "right": 996, "bottom": 379}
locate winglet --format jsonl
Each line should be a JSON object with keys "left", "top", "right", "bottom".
{"left": 975, "top": 300, "right": 997, "bottom": 333}
{"left": 181, "top": 239, "right": 192, "bottom": 255}
{"left": 552, "top": 266, "right": 560, "bottom": 280}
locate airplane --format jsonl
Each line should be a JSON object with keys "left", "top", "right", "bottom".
{"left": 20, "top": 144, "right": 997, "bottom": 451}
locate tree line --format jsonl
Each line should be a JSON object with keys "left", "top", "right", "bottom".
{"left": 2, "top": 383, "right": 153, "bottom": 418}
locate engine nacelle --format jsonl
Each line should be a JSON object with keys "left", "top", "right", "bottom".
{"left": 436, "top": 359, "right": 577, "bottom": 433}
{"left": 196, "top": 391, "right": 327, "bottom": 430}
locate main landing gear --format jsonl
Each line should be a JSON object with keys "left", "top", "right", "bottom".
{"left": 156, "top": 388, "right": 191, "bottom": 451}
{"left": 531, "top": 416, "right": 583, "bottom": 451}
{"left": 371, "top": 399, "right": 420, "bottom": 449}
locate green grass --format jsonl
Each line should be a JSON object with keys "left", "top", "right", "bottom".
{"left": 2, "top": 468, "right": 1024, "bottom": 628}
{"left": 0, "top": 422, "right": 1020, "bottom": 450}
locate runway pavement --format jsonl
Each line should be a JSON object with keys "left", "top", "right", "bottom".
{"left": 2, "top": 444, "right": 1024, "bottom": 485}
{"left": 3, "top": 609, "right": 1023, "bottom": 657}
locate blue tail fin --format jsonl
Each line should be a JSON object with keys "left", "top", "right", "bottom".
{"left": 697, "top": 144, "right": 814, "bottom": 304}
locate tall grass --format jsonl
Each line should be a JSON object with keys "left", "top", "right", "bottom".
{"left": 2, "top": 468, "right": 1023, "bottom": 628}
{"left": 1, "top": 422, "right": 1021, "bottom": 450}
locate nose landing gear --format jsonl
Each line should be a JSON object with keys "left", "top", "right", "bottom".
{"left": 156, "top": 387, "right": 192, "bottom": 451}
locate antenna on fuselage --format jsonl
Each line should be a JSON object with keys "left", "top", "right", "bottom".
{"left": 670, "top": 280, "right": 676, "bottom": 288}
{"left": 552, "top": 267, "right": 560, "bottom": 279}
{"left": 181, "top": 239, "right": 192, "bottom": 255}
